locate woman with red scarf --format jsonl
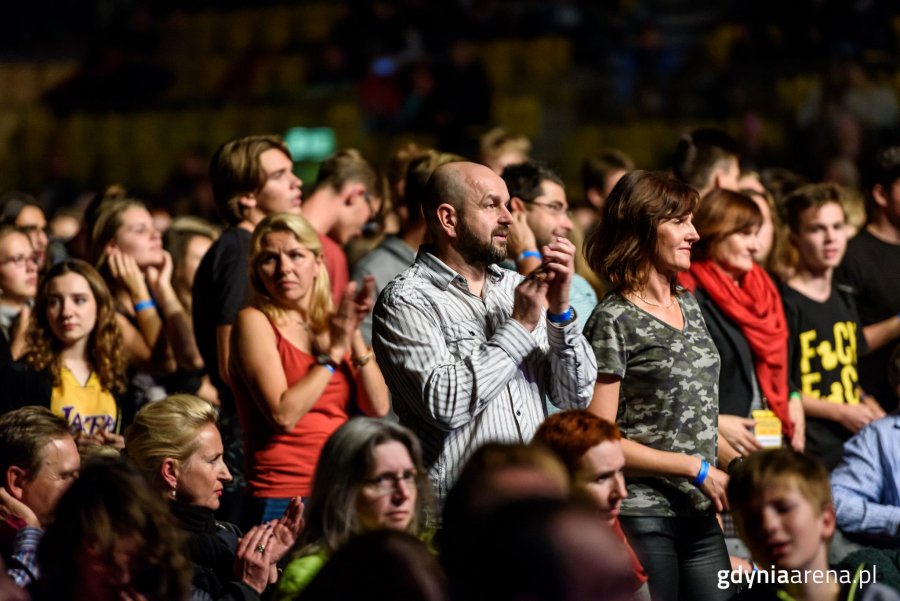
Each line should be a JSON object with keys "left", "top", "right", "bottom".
{"left": 678, "top": 189, "right": 805, "bottom": 472}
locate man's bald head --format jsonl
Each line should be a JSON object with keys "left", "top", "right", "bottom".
{"left": 423, "top": 161, "right": 506, "bottom": 237}
{"left": 423, "top": 162, "right": 470, "bottom": 228}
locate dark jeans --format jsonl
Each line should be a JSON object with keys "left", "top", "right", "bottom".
{"left": 240, "top": 496, "right": 302, "bottom": 532}
{"left": 620, "top": 515, "right": 733, "bottom": 601}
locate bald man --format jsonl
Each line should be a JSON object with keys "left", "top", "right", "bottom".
{"left": 372, "top": 162, "right": 595, "bottom": 504}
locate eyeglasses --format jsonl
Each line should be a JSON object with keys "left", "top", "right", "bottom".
{"left": 527, "top": 200, "right": 569, "bottom": 215}
{"left": 363, "top": 469, "right": 418, "bottom": 495}
{"left": 0, "top": 253, "right": 39, "bottom": 267}
{"left": 361, "top": 190, "right": 382, "bottom": 219}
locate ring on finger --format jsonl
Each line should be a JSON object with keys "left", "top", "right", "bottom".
{"left": 255, "top": 544, "right": 266, "bottom": 554}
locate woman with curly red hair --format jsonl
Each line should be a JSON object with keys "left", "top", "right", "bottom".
{"left": 2, "top": 259, "right": 128, "bottom": 454}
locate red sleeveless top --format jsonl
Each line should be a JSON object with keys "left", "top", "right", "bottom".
{"left": 234, "top": 318, "right": 352, "bottom": 498}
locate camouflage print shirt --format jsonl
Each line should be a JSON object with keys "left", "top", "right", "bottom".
{"left": 584, "top": 290, "right": 720, "bottom": 517}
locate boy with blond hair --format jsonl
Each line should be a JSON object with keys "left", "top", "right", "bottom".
{"left": 726, "top": 449, "right": 896, "bottom": 600}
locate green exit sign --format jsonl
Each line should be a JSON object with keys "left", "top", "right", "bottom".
{"left": 284, "top": 127, "right": 337, "bottom": 162}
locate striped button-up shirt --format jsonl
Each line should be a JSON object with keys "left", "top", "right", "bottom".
{"left": 373, "top": 249, "right": 596, "bottom": 503}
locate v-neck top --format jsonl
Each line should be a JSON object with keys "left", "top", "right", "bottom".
{"left": 584, "top": 289, "right": 720, "bottom": 516}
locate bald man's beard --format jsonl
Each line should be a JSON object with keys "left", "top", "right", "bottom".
{"left": 456, "top": 218, "right": 508, "bottom": 267}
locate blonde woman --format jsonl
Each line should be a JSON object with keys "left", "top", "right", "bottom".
{"left": 90, "top": 195, "right": 203, "bottom": 381}
{"left": 230, "top": 213, "right": 389, "bottom": 526}
{"left": 126, "top": 394, "right": 303, "bottom": 600}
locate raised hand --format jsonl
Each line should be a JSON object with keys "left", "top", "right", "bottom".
{"left": 108, "top": 250, "right": 150, "bottom": 302}
{"left": 541, "top": 236, "right": 575, "bottom": 315}
{"left": 506, "top": 212, "right": 538, "bottom": 260}
{"left": 512, "top": 270, "right": 549, "bottom": 332}
{"left": 235, "top": 523, "right": 276, "bottom": 594}
{"left": 267, "top": 497, "right": 304, "bottom": 562}
{"left": 328, "top": 278, "right": 375, "bottom": 359}
{"left": 146, "top": 250, "right": 174, "bottom": 297}
{"left": 0, "top": 487, "right": 40, "bottom": 528}
{"left": 351, "top": 275, "right": 377, "bottom": 322}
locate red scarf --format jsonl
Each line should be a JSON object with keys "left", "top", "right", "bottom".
{"left": 678, "top": 260, "right": 793, "bottom": 438}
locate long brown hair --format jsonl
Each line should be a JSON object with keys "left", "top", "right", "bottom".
{"left": 25, "top": 259, "right": 127, "bottom": 394}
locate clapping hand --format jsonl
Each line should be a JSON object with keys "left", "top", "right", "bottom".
{"left": 328, "top": 277, "right": 375, "bottom": 357}
{"left": 235, "top": 523, "right": 276, "bottom": 594}
{"left": 266, "top": 497, "right": 304, "bottom": 563}
{"left": 541, "top": 236, "right": 575, "bottom": 315}
{"left": 512, "top": 270, "right": 549, "bottom": 332}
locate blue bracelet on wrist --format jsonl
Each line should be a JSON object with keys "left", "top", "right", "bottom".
{"left": 692, "top": 458, "right": 710, "bottom": 487}
{"left": 547, "top": 306, "right": 574, "bottom": 323}
{"left": 134, "top": 299, "right": 156, "bottom": 312}
{"left": 517, "top": 250, "right": 542, "bottom": 262}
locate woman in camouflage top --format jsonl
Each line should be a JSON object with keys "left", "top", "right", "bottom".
{"left": 583, "top": 170, "right": 732, "bottom": 601}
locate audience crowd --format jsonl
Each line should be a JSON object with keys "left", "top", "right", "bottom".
{"left": 3, "top": 120, "right": 900, "bottom": 601}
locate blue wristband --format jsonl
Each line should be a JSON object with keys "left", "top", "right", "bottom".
{"left": 323, "top": 364, "right": 336, "bottom": 374}
{"left": 134, "top": 299, "right": 156, "bottom": 312}
{"left": 547, "top": 306, "right": 574, "bottom": 323}
{"left": 517, "top": 250, "right": 542, "bottom": 262}
{"left": 692, "top": 459, "right": 710, "bottom": 487}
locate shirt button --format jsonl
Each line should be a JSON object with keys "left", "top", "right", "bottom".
{"left": 515, "top": 410, "right": 522, "bottom": 416}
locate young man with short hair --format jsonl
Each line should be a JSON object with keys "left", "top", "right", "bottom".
{"left": 301, "top": 149, "right": 378, "bottom": 305}
{"left": 780, "top": 183, "right": 884, "bottom": 471}
{"left": 192, "top": 134, "right": 301, "bottom": 521}
{"left": 673, "top": 128, "right": 741, "bottom": 198}
{"left": 502, "top": 161, "right": 597, "bottom": 331}
{"left": 836, "top": 146, "right": 900, "bottom": 411}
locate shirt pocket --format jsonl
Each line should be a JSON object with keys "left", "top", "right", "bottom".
{"left": 441, "top": 319, "right": 482, "bottom": 359}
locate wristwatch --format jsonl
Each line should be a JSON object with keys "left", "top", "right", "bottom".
{"left": 315, "top": 354, "right": 340, "bottom": 370}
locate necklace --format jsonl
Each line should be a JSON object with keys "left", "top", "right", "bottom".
{"left": 636, "top": 292, "right": 677, "bottom": 308}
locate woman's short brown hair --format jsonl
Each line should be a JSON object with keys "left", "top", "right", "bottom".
{"left": 691, "top": 189, "right": 762, "bottom": 262}
{"left": 584, "top": 170, "right": 698, "bottom": 293}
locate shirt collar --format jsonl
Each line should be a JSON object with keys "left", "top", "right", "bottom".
{"left": 415, "top": 246, "right": 506, "bottom": 291}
